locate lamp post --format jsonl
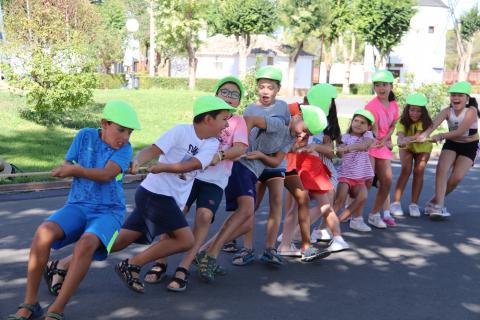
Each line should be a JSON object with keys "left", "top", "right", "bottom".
{"left": 124, "top": 17, "right": 139, "bottom": 89}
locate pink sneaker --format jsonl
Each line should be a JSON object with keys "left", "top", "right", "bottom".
{"left": 382, "top": 216, "right": 396, "bottom": 226}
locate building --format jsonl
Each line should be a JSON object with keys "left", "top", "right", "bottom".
{"left": 170, "top": 34, "right": 315, "bottom": 92}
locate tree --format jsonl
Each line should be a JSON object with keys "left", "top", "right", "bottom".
{"left": 280, "top": 0, "right": 330, "bottom": 95}
{"left": 355, "top": 0, "right": 416, "bottom": 68}
{"left": 209, "top": 0, "right": 278, "bottom": 79}
{"left": 450, "top": 6, "right": 480, "bottom": 81}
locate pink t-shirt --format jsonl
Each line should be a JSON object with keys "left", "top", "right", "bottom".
{"left": 196, "top": 115, "right": 248, "bottom": 189}
{"left": 365, "top": 97, "right": 399, "bottom": 159}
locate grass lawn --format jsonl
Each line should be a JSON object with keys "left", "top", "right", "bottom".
{"left": 0, "top": 89, "right": 446, "bottom": 183}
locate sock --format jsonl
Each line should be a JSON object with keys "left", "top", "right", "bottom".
{"left": 333, "top": 235, "right": 344, "bottom": 242}
{"left": 384, "top": 210, "right": 392, "bottom": 218}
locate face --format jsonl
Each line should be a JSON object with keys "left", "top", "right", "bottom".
{"left": 291, "top": 115, "right": 310, "bottom": 141}
{"left": 373, "top": 82, "right": 392, "bottom": 100}
{"left": 217, "top": 83, "right": 241, "bottom": 107}
{"left": 351, "top": 115, "right": 371, "bottom": 135}
{"left": 450, "top": 93, "right": 468, "bottom": 111}
{"left": 101, "top": 120, "right": 133, "bottom": 149}
{"left": 257, "top": 78, "right": 280, "bottom": 106}
{"left": 408, "top": 105, "right": 423, "bottom": 122}
{"left": 207, "top": 110, "right": 231, "bottom": 136}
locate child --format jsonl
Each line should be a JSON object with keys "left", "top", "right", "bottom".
{"left": 417, "top": 81, "right": 479, "bottom": 220}
{"left": 144, "top": 77, "right": 249, "bottom": 292}
{"left": 41, "top": 96, "right": 236, "bottom": 298}
{"left": 334, "top": 109, "right": 375, "bottom": 231}
{"left": 8, "top": 101, "right": 141, "bottom": 320}
{"left": 230, "top": 66, "right": 291, "bottom": 267}
{"left": 365, "top": 70, "right": 399, "bottom": 228}
{"left": 391, "top": 93, "right": 433, "bottom": 217}
{"left": 198, "top": 104, "right": 329, "bottom": 282}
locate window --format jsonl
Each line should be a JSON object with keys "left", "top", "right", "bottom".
{"left": 428, "top": 26, "right": 434, "bottom": 33}
{"left": 267, "top": 56, "right": 274, "bottom": 65}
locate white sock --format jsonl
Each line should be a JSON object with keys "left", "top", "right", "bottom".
{"left": 384, "top": 210, "right": 391, "bottom": 218}
{"left": 333, "top": 235, "right": 344, "bottom": 242}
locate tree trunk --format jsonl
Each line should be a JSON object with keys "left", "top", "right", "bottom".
{"left": 318, "top": 34, "right": 324, "bottom": 83}
{"left": 341, "top": 33, "right": 356, "bottom": 95}
{"left": 187, "top": 37, "right": 197, "bottom": 90}
{"left": 287, "top": 41, "right": 303, "bottom": 96}
{"left": 237, "top": 34, "right": 255, "bottom": 80}
{"left": 325, "top": 41, "right": 336, "bottom": 84}
{"left": 148, "top": 1, "right": 156, "bottom": 77}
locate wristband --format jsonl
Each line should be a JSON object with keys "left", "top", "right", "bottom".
{"left": 220, "top": 150, "right": 225, "bottom": 160}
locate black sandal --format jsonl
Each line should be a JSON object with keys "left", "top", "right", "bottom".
{"left": 43, "top": 260, "right": 67, "bottom": 296}
{"left": 167, "top": 267, "right": 190, "bottom": 292}
{"left": 7, "top": 302, "right": 43, "bottom": 320}
{"left": 144, "top": 262, "right": 168, "bottom": 284}
{"left": 115, "top": 259, "right": 144, "bottom": 294}
{"left": 222, "top": 240, "right": 239, "bottom": 253}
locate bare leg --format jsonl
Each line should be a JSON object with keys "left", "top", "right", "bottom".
{"left": 370, "top": 158, "right": 392, "bottom": 214}
{"left": 444, "top": 155, "right": 474, "bottom": 199}
{"left": 243, "top": 182, "right": 266, "bottom": 249}
{"left": 431, "top": 150, "right": 457, "bottom": 206}
{"left": 264, "top": 178, "right": 284, "bottom": 249}
{"left": 393, "top": 149, "right": 413, "bottom": 203}
{"left": 411, "top": 152, "right": 430, "bottom": 204}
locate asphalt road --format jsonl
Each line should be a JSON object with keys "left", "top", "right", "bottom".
{"left": 1, "top": 163, "right": 479, "bottom": 320}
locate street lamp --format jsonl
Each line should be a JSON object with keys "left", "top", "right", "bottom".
{"left": 124, "top": 17, "right": 140, "bottom": 89}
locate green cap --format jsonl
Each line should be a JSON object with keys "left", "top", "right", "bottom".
{"left": 406, "top": 92, "right": 428, "bottom": 107}
{"left": 193, "top": 96, "right": 236, "bottom": 117}
{"left": 103, "top": 100, "right": 141, "bottom": 130}
{"left": 448, "top": 81, "right": 472, "bottom": 95}
{"left": 353, "top": 109, "right": 375, "bottom": 125}
{"left": 300, "top": 105, "right": 328, "bottom": 135}
{"left": 306, "top": 83, "right": 338, "bottom": 116}
{"left": 372, "top": 70, "right": 394, "bottom": 83}
{"left": 255, "top": 66, "right": 282, "bottom": 82}
{"left": 213, "top": 76, "right": 245, "bottom": 99}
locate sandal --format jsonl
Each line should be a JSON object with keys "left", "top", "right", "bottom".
{"left": 45, "top": 312, "right": 64, "bottom": 320}
{"left": 144, "top": 262, "right": 168, "bottom": 284}
{"left": 232, "top": 248, "right": 255, "bottom": 266}
{"left": 167, "top": 267, "right": 190, "bottom": 292}
{"left": 7, "top": 302, "right": 43, "bottom": 320}
{"left": 114, "top": 259, "right": 144, "bottom": 294}
{"left": 222, "top": 240, "right": 239, "bottom": 253}
{"left": 43, "top": 260, "right": 67, "bottom": 296}
{"left": 259, "top": 248, "right": 283, "bottom": 266}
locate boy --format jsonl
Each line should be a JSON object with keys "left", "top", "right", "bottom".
{"left": 198, "top": 104, "right": 329, "bottom": 282}
{"left": 8, "top": 100, "right": 141, "bottom": 320}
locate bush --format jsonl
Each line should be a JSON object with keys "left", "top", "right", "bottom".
{"left": 136, "top": 75, "right": 217, "bottom": 91}
{"left": 95, "top": 73, "right": 126, "bottom": 89}
{"left": 331, "top": 83, "right": 373, "bottom": 95}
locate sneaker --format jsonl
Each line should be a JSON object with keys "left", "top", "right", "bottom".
{"left": 349, "top": 218, "right": 372, "bottom": 232}
{"left": 277, "top": 231, "right": 301, "bottom": 243}
{"left": 424, "top": 200, "right": 434, "bottom": 216}
{"left": 198, "top": 254, "right": 217, "bottom": 282}
{"left": 260, "top": 248, "right": 283, "bottom": 266}
{"left": 390, "top": 202, "right": 404, "bottom": 216}
{"left": 430, "top": 205, "right": 451, "bottom": 221}
{"left": 310, "top": 228, "right": 332, "bottom": 243}
{"left": 327, "top": 237, "right": 350, "bottom": 253}
{"left": 442, "top": 207, "right": 451, "bottom": 217}
{"left": 368, "top": 213, "right": 387, "bottom": 229}
{"left": 277, "top": 243, "right": 302, "bottom": 257}
{"left": 382, "top": 215, "right": 396, "bottom": 227}
{"left": 300, "top": 246, "right": 331, "bottom": 262}
{"left": 276, "top": 233, "right": 283, "bottom": 242}
{"left": 408, "top": 203, "right": 421, "bottom": 217}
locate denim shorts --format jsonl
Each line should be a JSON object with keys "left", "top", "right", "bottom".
{"left": 224, "top": 162, "right": 257, "bottom": 211}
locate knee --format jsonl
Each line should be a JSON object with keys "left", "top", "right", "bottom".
{"left": 413, "top": 167, "right": 425, "bottom": 177}
{"left": 74, "top": 234, "right": 100, "bottom": 256}
{"left": 34, "top": 222, "right": 62, "bottom": 244}
{"left": 179, "top": 231, "right": 195, "bottom": 251}
{"left": 196, "top": 208, "right": 213, "bottom": 226}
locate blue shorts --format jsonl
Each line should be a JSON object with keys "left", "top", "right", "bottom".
{"left": 122, "top": 186, "right": 189, "bottom": 244}
{"left": 185, "top": 179, "right": 223, "bottom": 223}
{"left": 224, "top": 162, "right": 257, "bottom": 211}
{"left": 47, "top": 204, "right": 124, "bottom": 261}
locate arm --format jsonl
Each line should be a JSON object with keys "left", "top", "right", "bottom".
{"left": 246, "top": 150, "right": 286, "bottom": 168}
{"left": 298, "top": 143, "right": 334, "bottom": 159}
{"left": 51, "top": 160, "right": 122, "bottom": 183}
{"left": 210, "top": 142, "right": 248, "bottom": 166}
{"left": 337, "top": 137, "right": 373, "bottom": 154}
{"left": 431, "top": 108, "right": 477, "bottom": 142}
{"left": 417, "top": 108, "right": 449, "bottom": 141}
{"left": 148, "top": 157, "right": 202, "bottom": 174}
{"left": 243, "top": 116, "right": 287, "bottom": 134}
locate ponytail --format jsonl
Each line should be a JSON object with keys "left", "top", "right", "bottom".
{"left": 388, "top": 91, "right": 396, "bottom": 102}
{"left": 467, "top": 97, "right": 480, "bottom": 118}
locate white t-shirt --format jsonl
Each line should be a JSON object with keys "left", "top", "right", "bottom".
{"left": 141, "top": 124, "right": 220, "bottom": 209}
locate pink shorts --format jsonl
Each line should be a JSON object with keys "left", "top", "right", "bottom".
{"left": 338, "top": 177, "right": 368, "bottom": 189}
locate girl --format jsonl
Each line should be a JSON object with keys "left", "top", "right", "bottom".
{"left": 334, "top": 109, "right": 375, "bottom": 232}
{"left": 417, "top": 81, "right": 479, "bottom": 220}
{"left": 365, "top": 70, "right": 399, "bottom": 228}
{"left": 391, "top": 93, "right": 433, "bottom": 217}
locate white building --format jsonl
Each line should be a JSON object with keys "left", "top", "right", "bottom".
{"left": 383, "top": 0, "right": 449, "bottom": 85}
{"left": 170, "top": 34, "right": 314, "bottom": 91}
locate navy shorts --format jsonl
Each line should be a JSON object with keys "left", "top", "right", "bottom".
{"left": 47, "top": 204, "right": 124, "bottom": 261}
{"left": 122, "top": 186, "right": 189, "bottom": 245}
{"left": 185, "top": 178, "right": 223, "bottom": 223}
{"left": 224, "top": 162, "right": 257, "bottom": 211}
{"left": 442, "top": 139, "right": 479, "bottom": 163}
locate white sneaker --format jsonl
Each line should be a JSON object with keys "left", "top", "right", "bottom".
{"left": 327, "top": 237, "right": 350, "bottom": 253}
{"left": 408, "top": 203, "right": 421, "bottom": 217}
{"left": 277, "top": 233, "right": 283, "bottom": 242}
{"left": 349, "top": 218, "right": 372, "bottom": 232}
{"left": 442, "top": 207, "right": 451, "bottom": 217}
{"left": 277, "top": 242, "right": 302, "bottom": 257}
{"left": 368, "top": 213, "right": 387, "bottom": 229}
{"left": 390, "top": 202, "right": 404, "bottom": 216}
{"left": 311, "top": 228, "right": 332, "bottom": 243}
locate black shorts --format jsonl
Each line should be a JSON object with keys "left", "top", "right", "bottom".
{"left": 285, "top": 169, "right": 298, "bottom": 177}
{"left": 442, "top": 139, "right": 479, "bottom": 163}
{"left": 258, "top": 168, "right": 285, "bottom": 183}
{"left": 185, "top": 178, "right": 223, "bottom": 223}
{"left": 122, "top": 186, "right": 189, "bottom": 244}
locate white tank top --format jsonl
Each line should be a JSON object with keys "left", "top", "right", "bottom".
{"left": 448, "top": 108, "right": 478, "bottom": 137}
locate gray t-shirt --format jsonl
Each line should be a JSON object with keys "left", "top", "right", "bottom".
{"left": 240, "top": 100, "right": 295, "bottom": 177}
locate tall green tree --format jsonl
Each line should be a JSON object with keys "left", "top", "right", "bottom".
{"left": 209, "top": 0, "right": 278, "bottom": 79}
{"left": 355, "top": 0, "right": 415, "bottom": 68}
{"left": 280, "top": 0, "right": 330, "bottom": 95}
